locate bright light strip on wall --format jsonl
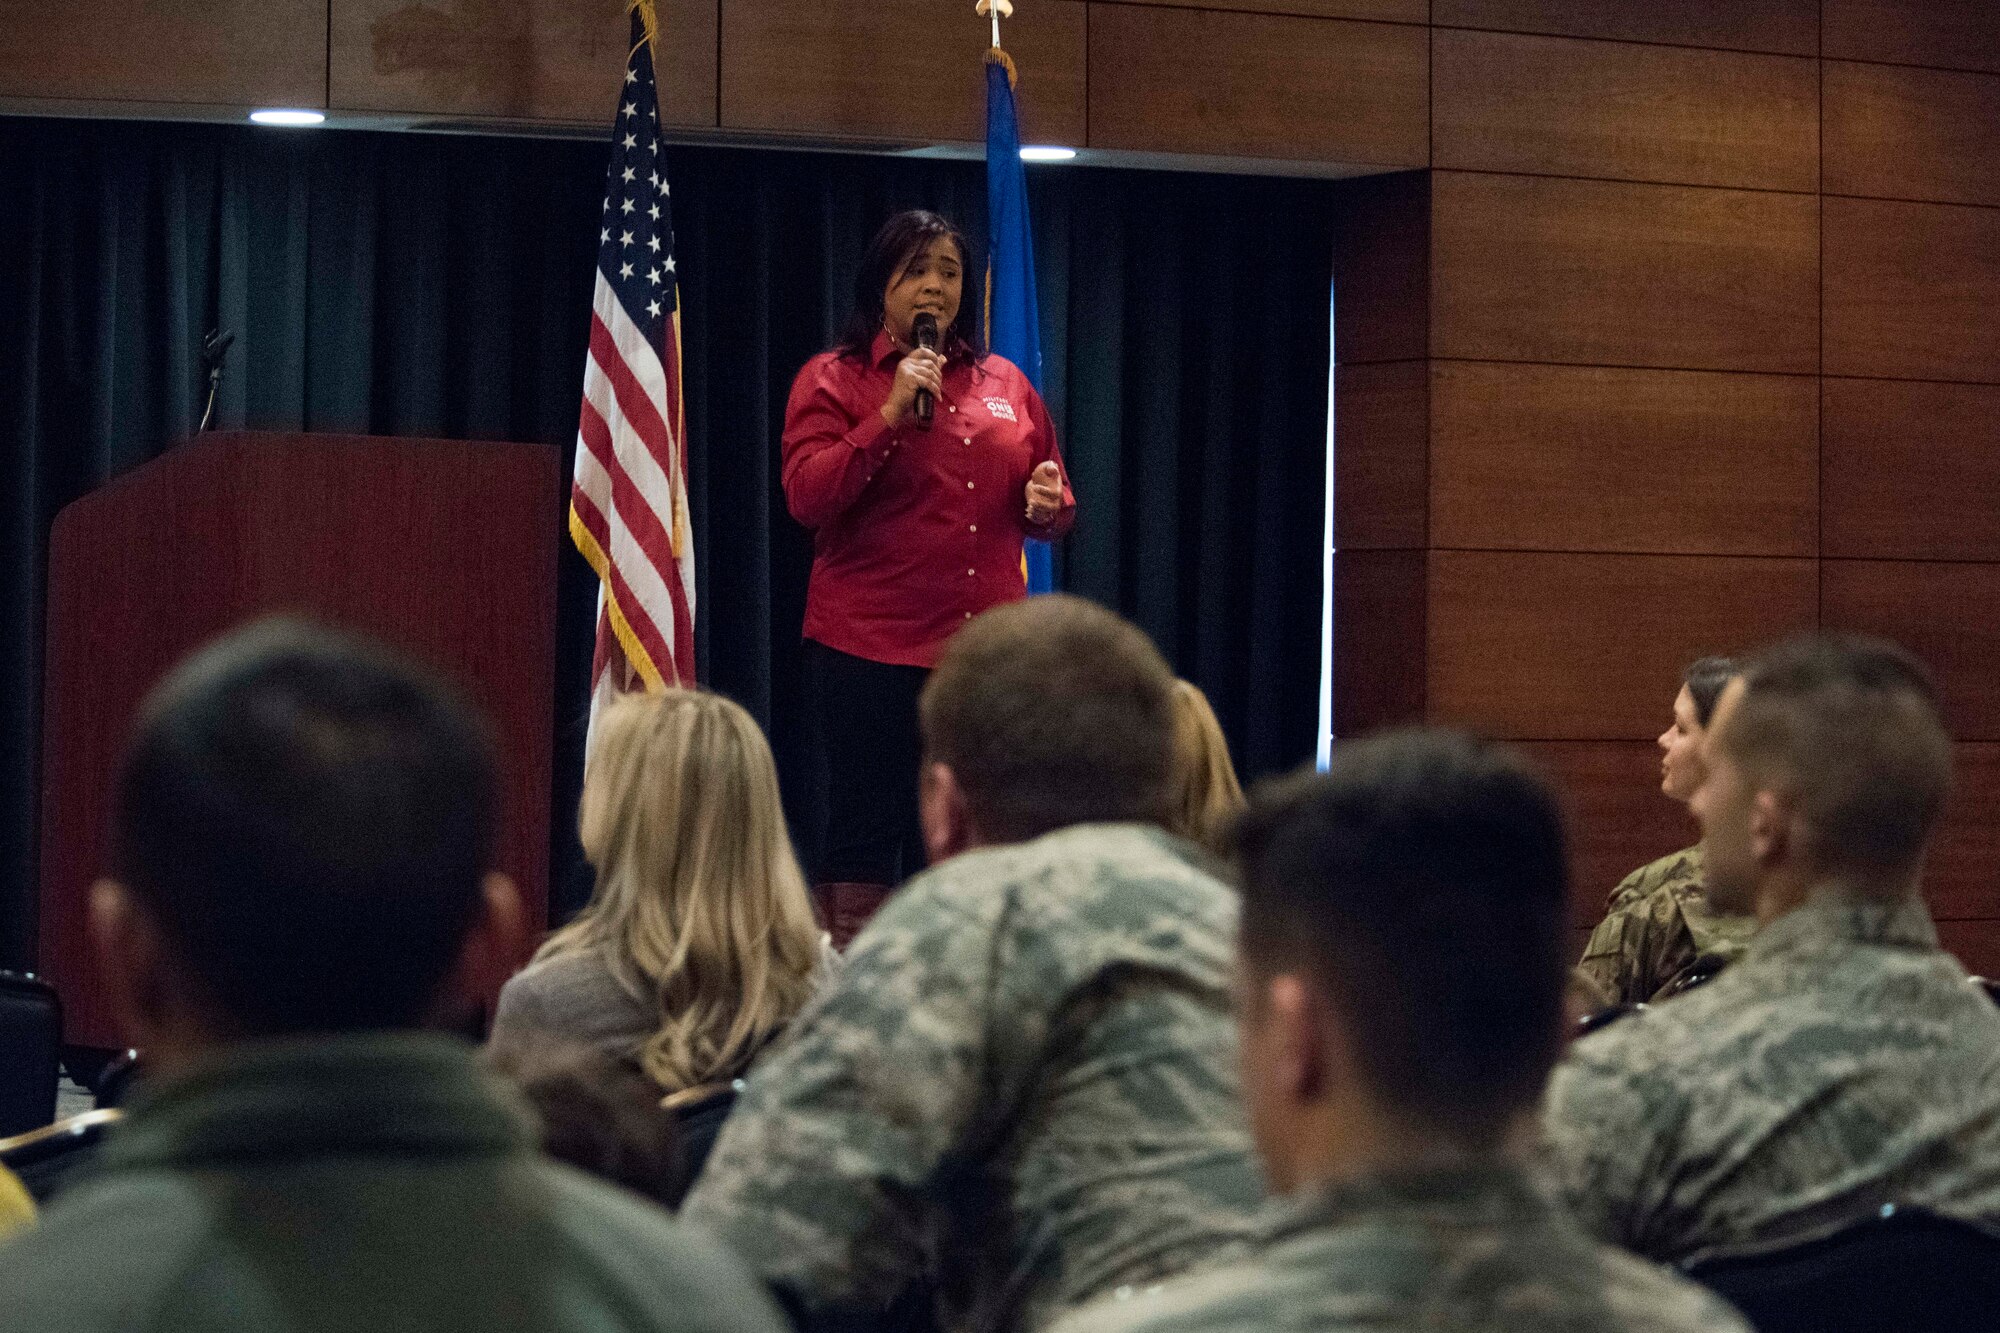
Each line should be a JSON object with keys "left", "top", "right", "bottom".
{"left": 1018, "top": 145, "right": 1077, "bottom": 162}
{"left": 249, "top": 109, "right": 327, "bottom": 127}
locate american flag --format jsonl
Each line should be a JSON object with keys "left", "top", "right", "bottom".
{"left": 569, "top": 1, "right": 695, "bottom": 727}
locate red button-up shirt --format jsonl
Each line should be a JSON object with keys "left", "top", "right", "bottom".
{"left": 782, "top": 333, "right": 1077, "bottom": 668}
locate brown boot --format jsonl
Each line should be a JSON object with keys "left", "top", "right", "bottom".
{"left": 812, "top": 882, "right": 891, "bottom": 952}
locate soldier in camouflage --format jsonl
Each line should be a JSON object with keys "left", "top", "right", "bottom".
{"left": 1543, "top": 634, "right": 2000, "bottom": 1262}
{"left": 1575, "top": 844, "right": 1759, "bottom": 1007}
{"left": 1575, "top": 658, "right": 1758, "bottom": 1008}
{"left": 1053, "top": 729, "right": 1750, "bottom": 1333}
{"left": 682, "top": 596, "right": 1263, "bottom": 1333}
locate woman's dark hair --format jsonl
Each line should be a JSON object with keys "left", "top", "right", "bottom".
{"left": 1684, "top": 656, "right": 1740, "bottom": 727}
{"left": 488, "top": 1040, "right": 688, "bottom": 1208}
{"left": 833, "top": 210, "right": 984, "bottom": 366}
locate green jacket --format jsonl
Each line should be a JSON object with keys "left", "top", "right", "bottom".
{"left": 0, "top": 1033, "right": 786, "bottom": 1333}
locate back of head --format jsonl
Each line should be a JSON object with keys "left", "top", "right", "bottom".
{"left": 1723, "top": 634, "right": 1952, "bottom": 880}
{"left": 487, "top": 1039, "right": 686, "bottom": 1208}
{"left": 920, "top": 595, "right": 1176, "bottom": 844}
{"left": 114, "top": 619, "right": 497, "bottom": 1037}
{"left": 1168, "top": 680, "right": 1245, "bottom": 851}
{"left": 555, "top": 689, "right": 821, "bottom": 1093}
{"left": 1233, "top": 729, "right": 1570, "bottom": 1150}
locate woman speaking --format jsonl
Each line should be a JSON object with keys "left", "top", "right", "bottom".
{"left": 781, "top": 210, "right": 1074, "bottom": 942}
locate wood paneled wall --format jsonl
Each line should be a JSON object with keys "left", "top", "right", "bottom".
{"left": 0, "top": 0, "right": 1431, "bottom": 168}
{"left": 7, "top": 2, "right": 2000, "bottom": 965}
{"left": 1340, "top": 2, "right": 2000, "bottom": 968}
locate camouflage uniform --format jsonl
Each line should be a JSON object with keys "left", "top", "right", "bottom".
{"left": 681, "top": 823, "right": 1264, "bottom": 1333}
{"left": 1543, "top": 890, "right": 2000, "bottom": 1262}
{"left": 1043, "top": 1164, "right": 1751, "bottom": 1333}
{"left": 1575, "top": 845, "right": 1758, "bottom": 1007}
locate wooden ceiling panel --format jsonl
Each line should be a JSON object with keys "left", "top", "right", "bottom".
{"left": 1825, "top": 61, "right": 2000, "bottom": 208}
{"left": 1824, "top": 197, "right": 2000, "bottom": 383}
{"left": 330, "top": 0, "right": 716, "bottom": 126}
{"left": 720, "top": 0, "right": 1083, "bottom": 145}
{"left": 1432, "top": 172, "right": 1819, "bottom": 373}
{"left": 1435, "top": 29, "right": 1817, "bottom": 191}
{"left": 0, "top": 0, "right": 327, "bottom": 107}
{"left": 1822, "top": 561, "right": 2000, "bottom": 741}
{"left": 1427, "top": 550, "right": 1818, "bottom": 739}
{"left": 1430, "top": 362, "right": 1817, "bottom": 557}
{"left": 1825, "top": 0, "right": 2000, "bottom": 75}
{"left": 1433, "top": 0, "right": 1817, "bottom": 56}
{"left": 1087, "top": 4, "right": 1427, "bottom": 165}
{"left": 1823, "top": 379, "right": 2000, "bottom": 561}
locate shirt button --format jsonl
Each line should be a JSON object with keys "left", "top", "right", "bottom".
{"left": 966, "top": 481, "right": 975, "bottom": 490}
{"left": 963, "top": 437, "right": 971, "bottom": 446}
{"left": 948, "top": 404, "right": 957, "bottom": 413}
{"left": 969, "top": 524, "right": 977, "bottom": 533}
{"left": 964, "top": 611, "right": 972, "bottom": 619}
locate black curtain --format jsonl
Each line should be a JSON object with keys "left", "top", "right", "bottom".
{"left": 0, "top": 117, "right": 1332, "bottom": 962}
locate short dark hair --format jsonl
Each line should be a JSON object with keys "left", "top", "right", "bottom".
{"left": 920, "top": 595, "right": 1176, "bottom": 844}
{"left": 113, "top": 618, "right": 498, "bottom": 1036}
{"left": 833, "top": 209, "right": 984, "bottom": 366}
{"left": 488, "top": 1041, "right": 685, "bottom": 1208}
{"left": 1684, "top": 656, "right": 1739, "bottom": 728}
{"left": 1233, "top": 729, "right": 1570, "bottom": 1149}
{"left": 1722, "top": 634, "right": 1952, "bottom": 876}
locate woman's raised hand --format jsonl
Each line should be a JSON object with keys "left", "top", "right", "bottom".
{"left": 881, "top": 347, "right": 946, "bottom": 427}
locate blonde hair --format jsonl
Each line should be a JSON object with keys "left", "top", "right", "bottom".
{"left": 1168, "top": 680, "right": 1245, "bottom": 852}
{"left": 537, "top": 690, "right": 822, "bottom": 1094}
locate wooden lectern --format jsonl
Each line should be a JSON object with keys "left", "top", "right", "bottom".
{"left": 41, "top": 432, "right": 561, "bottom": 1048}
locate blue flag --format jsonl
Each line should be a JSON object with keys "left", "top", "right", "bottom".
{"left": 985, "top": 52, "right": 1054, "bottom": 594}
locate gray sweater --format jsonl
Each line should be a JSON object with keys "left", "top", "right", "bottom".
{"left": 489, "top": 951, "right": 661, "bottom": 1069}
{"left": 487, "top": 940, "right": 842, "bottom": 1074}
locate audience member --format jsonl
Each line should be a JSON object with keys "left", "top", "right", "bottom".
{"left": 488, "top": 690, "right": 831, "bottom": 1141}
{"left": 0, "top": 621, "right": 785, "bottom": 1333}
{"left": 488, "top": 1038, "right": 687, "bottom": 1208}
{"left": 1052, "top": 730, "right": 1749, "bottom": 1333}
{"left": 1543, "top": 634, "right": 2000, "bottom": 1262}
{"left": 684, "top": 595, "right": 1263, "bottom": 1332}
{"left": 1167, "top": 680, "right": 1246, "bottom": 855}
{"left": 1576, "top": 657, "right": 1757, "bottom": 1007}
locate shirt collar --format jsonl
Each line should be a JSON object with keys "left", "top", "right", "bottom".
{"left": 1267, "top": 1162, "right": 1552, "bottom": 1243}
{"left": 870, "top": 329, "right": 902, "bottom": 370}
{"left": 1746, "top": 886, "right": 1939, "bottom": 963}
{"left": 101, "top": 1031, "right": 535, "bottom": 1171}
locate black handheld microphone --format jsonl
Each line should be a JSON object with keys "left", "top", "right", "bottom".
{"left": 197, "top": 328, "right": 236, "bottom": 433}
{"left": 912, "top": 312, "right": 939, "bottom": 426}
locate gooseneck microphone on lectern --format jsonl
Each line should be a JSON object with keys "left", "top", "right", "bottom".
{"left": 912, "top": 311, "right": 938, "bottom": 426}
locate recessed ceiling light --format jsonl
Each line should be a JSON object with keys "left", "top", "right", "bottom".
{"left": 1018, "top": 145, "right": 1077, "bottom": 163}
{"left": 249, "top": 109, "right": 326, "bottom": 127}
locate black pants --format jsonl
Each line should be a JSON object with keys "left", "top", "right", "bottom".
{"left": 806, "top": 639, "right": 929, "bottom": 886}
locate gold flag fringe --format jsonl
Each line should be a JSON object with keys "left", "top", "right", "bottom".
{"left": 984, "top": 45, "right": 1018, "bottom": 88}
{"left": 630, "top": 0, "right": 662, "bottom": 61}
